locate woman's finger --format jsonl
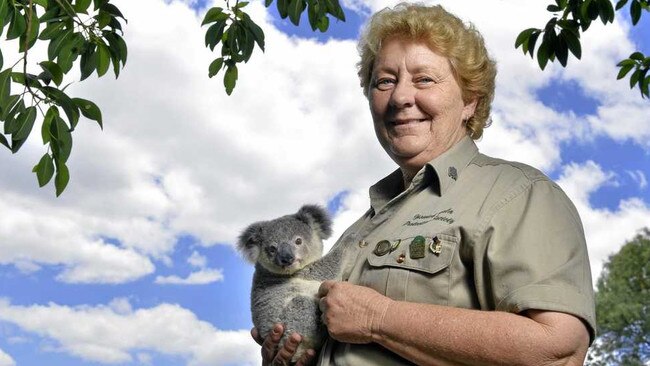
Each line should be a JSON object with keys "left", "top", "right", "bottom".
{"left": 262, "top": 324, "right": 284, "bottom": 364}
{"left": 272, "top": 332, "right": 301, "bottom": 366}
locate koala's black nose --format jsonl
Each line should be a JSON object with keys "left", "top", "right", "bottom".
{"left": 276, "top": 243, "right": 295, "bottom": 267}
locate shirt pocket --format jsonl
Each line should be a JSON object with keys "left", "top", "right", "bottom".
{"left": 358, "top": 232, "right": 459, "bottom": 305}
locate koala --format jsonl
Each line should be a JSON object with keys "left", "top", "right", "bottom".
{"left": 237, "top": 204, "right": 342, "bottom": 362}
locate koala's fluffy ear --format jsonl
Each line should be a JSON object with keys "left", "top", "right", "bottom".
{"left": 296, "top": 204, "right": 332, "bottom": 239}
{"left": 237, "top": 223, "right": 264, "bottom": 263}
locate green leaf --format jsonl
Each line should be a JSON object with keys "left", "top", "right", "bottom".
{"left": 615, "top": 0, "right": 628, "bottom": 10}
{"left": 42, "top": 106, "right": 58, "bottom": 144}
{"left": 0, "top": 68, "right": 13, "bottom": 105}
{"left": 556, "top": 34, "right": 569, "bottom": 66}
{"left": 537, "top": 41, "right": 550, "bottom": 70}
{"left": 0, "top": 0, "right": 8, "bottom": 30}
{"left": 19, "top": 8, "right": 41, "bottom": 52}
{"left": 74, "top": 0, "right": 93, "bottom": 13}
{"left": 42, "top": 86, "right": 80, "bottom": 130}
{"left": 72, "top": 97, "right": 102, "bottom": 129}
{"left": 515, "top": 28, "right": 537, "bottom": 49}
{"left": 39, "top": 22, "right": 66, "bottom": 40}
{"left": 12, "top": 106, "right": 37, "bottom": 141}
{"left": 617, "top": 58, "right": 636, "bottom": 67}
{"left": 208, "top": 57, "right": 224, "bottom": 78}
{"left": 630, "top": 68, "right": 641, "bottom": 88}
{"left": 101, "top": 3, "right": 126, "bottom": 20}
{"left": 56, "top": 32, "right": 85, "bottom": 74}
{"left": 265, "top": 0, "right": 273, "bottom": 6}
{"left": 58, "top": 0, "right": 79, "bottom": 18}
{"left": 35, "top": 153, "right": 55, "bottom": 187}
{"left": 243, "top": 15, "right": 264, "bottom": 51}
{"left": 54, "top": 159, "right": 70, "bottom": 196}
{"left": 96, "top": 10, "right": 112, "bottom": 28}
{"left": 288, "top": 0, "right": 305, "bottom": 25}
{"left": 325, "top": 0, "right": 345, "bottom": 21}
{"left": 104, "top": 32, "right": 127, "bottom": 65}
{"left": 96, "top": 42, "right": 110, "bottom": 77}
{"left": 237, "top": 26, "right": 254, "bottom": 62}
{"left": 597, "top": 0, "right": 614, "bottom": 24}
{"left": 1, "top": 94, "right": 20, "bottom": 121}
{"left": 617, "top": 63, "right": 635, "bottom": 79}
{"left": 205, "top": 20, "right": 227, "bottom": 51}
{"left": 630, "top": 0, "right": 641, "bottom": 24}
{"left": 235, "top": 1, "right": 249, "bottom": 9}
{"left": 202, "top": 7, "right": 227, "bottom": 26}
{"left": 641, "top": 75, "right": 649, "bottom": 98}
{"left": 2, "top": 98, "right": 24, "bottom": 128}
{"left": 80, "top": 44, "right": 97, "bottom": 81}
{"left": 316, "top": 15, "right": 329, "bottom": 32}
{"left": 307, "top": 0, "right": 318, "bottom": 31}
{"left": 630, "top": 51, "right": 644, "bottom": 61}
{"left": 277, "top": 0, "right": 289, "bottom": 18}
{"left": 6, "top": 9, "right": 27, "bottom": 40}
{"left": 526, "top": 31, "right": 540, "bottom": 58}
{"left": 547, "top": 4, "right": 561, "bottom": 12}
{"left": 47, "top": 28, "right": 73, "bottom": 61}
{"left": 39, "top": 61, "right": 64, "bottom": 86}
{"left": 94, "top": 0, "right": 109, "bottom": 11}
{"left": 224, "top": 63, "right": 238, "bottom": 95}
{"left": 562, "top": 29, "right": 582, "bottom": 59}
{"left": 50, "top": 115, "right": 73, "bottom": 163}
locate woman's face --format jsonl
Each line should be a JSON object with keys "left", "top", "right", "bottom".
{"left": 369, "top": 38, "right": 476, "bottom": 172}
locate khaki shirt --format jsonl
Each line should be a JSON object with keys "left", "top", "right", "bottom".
{"left": 318, "top": 136, "right": 596, "bottom": 365}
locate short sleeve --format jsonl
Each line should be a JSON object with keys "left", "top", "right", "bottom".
{"left": 482, "top": 179, "right": 596, "bottom": 341}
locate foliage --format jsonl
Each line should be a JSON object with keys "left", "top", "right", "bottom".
{"left": 516, "top": 0, "right": 650, "bottom": 98}
{"left": 201, "top": 0, "right": 345, "bottom": 95}
{"left": 0, "top": 0, "right": 126, "bottom": 195}
{"left": 0, "top": 0, "right": 345, "bottom": 196}
{"left": 586, "top": 228, "right": 650, "bottom": 365}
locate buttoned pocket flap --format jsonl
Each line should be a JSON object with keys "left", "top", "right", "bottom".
{"left": 366, "top": 233, "right": 458, "bottom": 275}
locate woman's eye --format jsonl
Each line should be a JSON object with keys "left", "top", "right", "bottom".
{"left": 374, "top": 78, "right": 395, "bottom": 90}
{"left": 295, "top": 237, "right": 303, "bottom": 245}
{"left": 417, "top": 77, "right": 434, "bottom": 84}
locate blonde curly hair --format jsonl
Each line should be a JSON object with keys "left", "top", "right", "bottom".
{"left": 357, "top": 3, "right": 497, "bottom": 139}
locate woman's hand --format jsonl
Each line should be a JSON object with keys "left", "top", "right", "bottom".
{"left": 318, "top": 280, "right": 393, "bottom": 344}
{"left": 251, "top": 324, "right": 316, "bottom": 366}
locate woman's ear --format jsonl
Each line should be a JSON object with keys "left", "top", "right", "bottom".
{"left": 462, "top": 97, "right": 478, "bottom": 122}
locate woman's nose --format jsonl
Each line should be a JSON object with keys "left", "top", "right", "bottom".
{"left": 388, "top": 81, "right": 416, "bottom": 108}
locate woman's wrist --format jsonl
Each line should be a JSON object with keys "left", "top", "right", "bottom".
{"left": 369, "top": 295, "right": 394, "bottom": 343}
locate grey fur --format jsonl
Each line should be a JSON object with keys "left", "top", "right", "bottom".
{"left": 237, "top": 205, "right": 342, "bottom": 362}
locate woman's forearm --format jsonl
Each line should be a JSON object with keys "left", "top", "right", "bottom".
{"left": 372, "top": 300, "right": 590, "bottom": 366}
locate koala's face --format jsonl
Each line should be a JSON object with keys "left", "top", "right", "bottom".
{"left": 240, "top": 216, "right": 325, "bottom": 275}
{"left": 238, "top": 205, "right": 332, "bottom": 275}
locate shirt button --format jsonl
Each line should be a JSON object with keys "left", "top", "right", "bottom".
{"left": 396, "top": 254, "right": 406, "bottom": 264}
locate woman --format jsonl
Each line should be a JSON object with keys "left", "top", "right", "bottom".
{"left": 255, "top": 3, "right": 596, "bottom": 365}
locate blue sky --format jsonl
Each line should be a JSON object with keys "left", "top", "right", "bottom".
{"left": 0, "top": 0, "right": 649, "bottom": 365}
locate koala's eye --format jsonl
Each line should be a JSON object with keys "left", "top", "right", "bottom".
{"left": 295, "top": 237, "right": 303, "bottom": 245}
{"left": 268, "top": 247, "right": 277, "bottom": 255}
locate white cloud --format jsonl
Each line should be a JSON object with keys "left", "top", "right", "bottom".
{"left": 0, "top": 298, "right": 259, "bottom": 366}
{"left": 627, "top": 169, "right": 648, "bottom": 189}
{"left": 155, "top": 268, "right": 224, "bottom": 285}
{"left": 188, "top": 251, "right": 208, "bottom": 268}
{"left": 0, "top": 348, "right": 15, "bottom": 366}
{"left": 556, "top": 161, "right": 650, "bottom": 283}
{"left": 4, "top": 0, "right": 642, "bottom": 286}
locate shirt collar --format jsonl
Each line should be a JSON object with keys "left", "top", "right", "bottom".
{"left": 425, "top": 135, "right": 479, "bottom": 196}
{"left": 369, "top": 136, "right": 479, "bottom": 212}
